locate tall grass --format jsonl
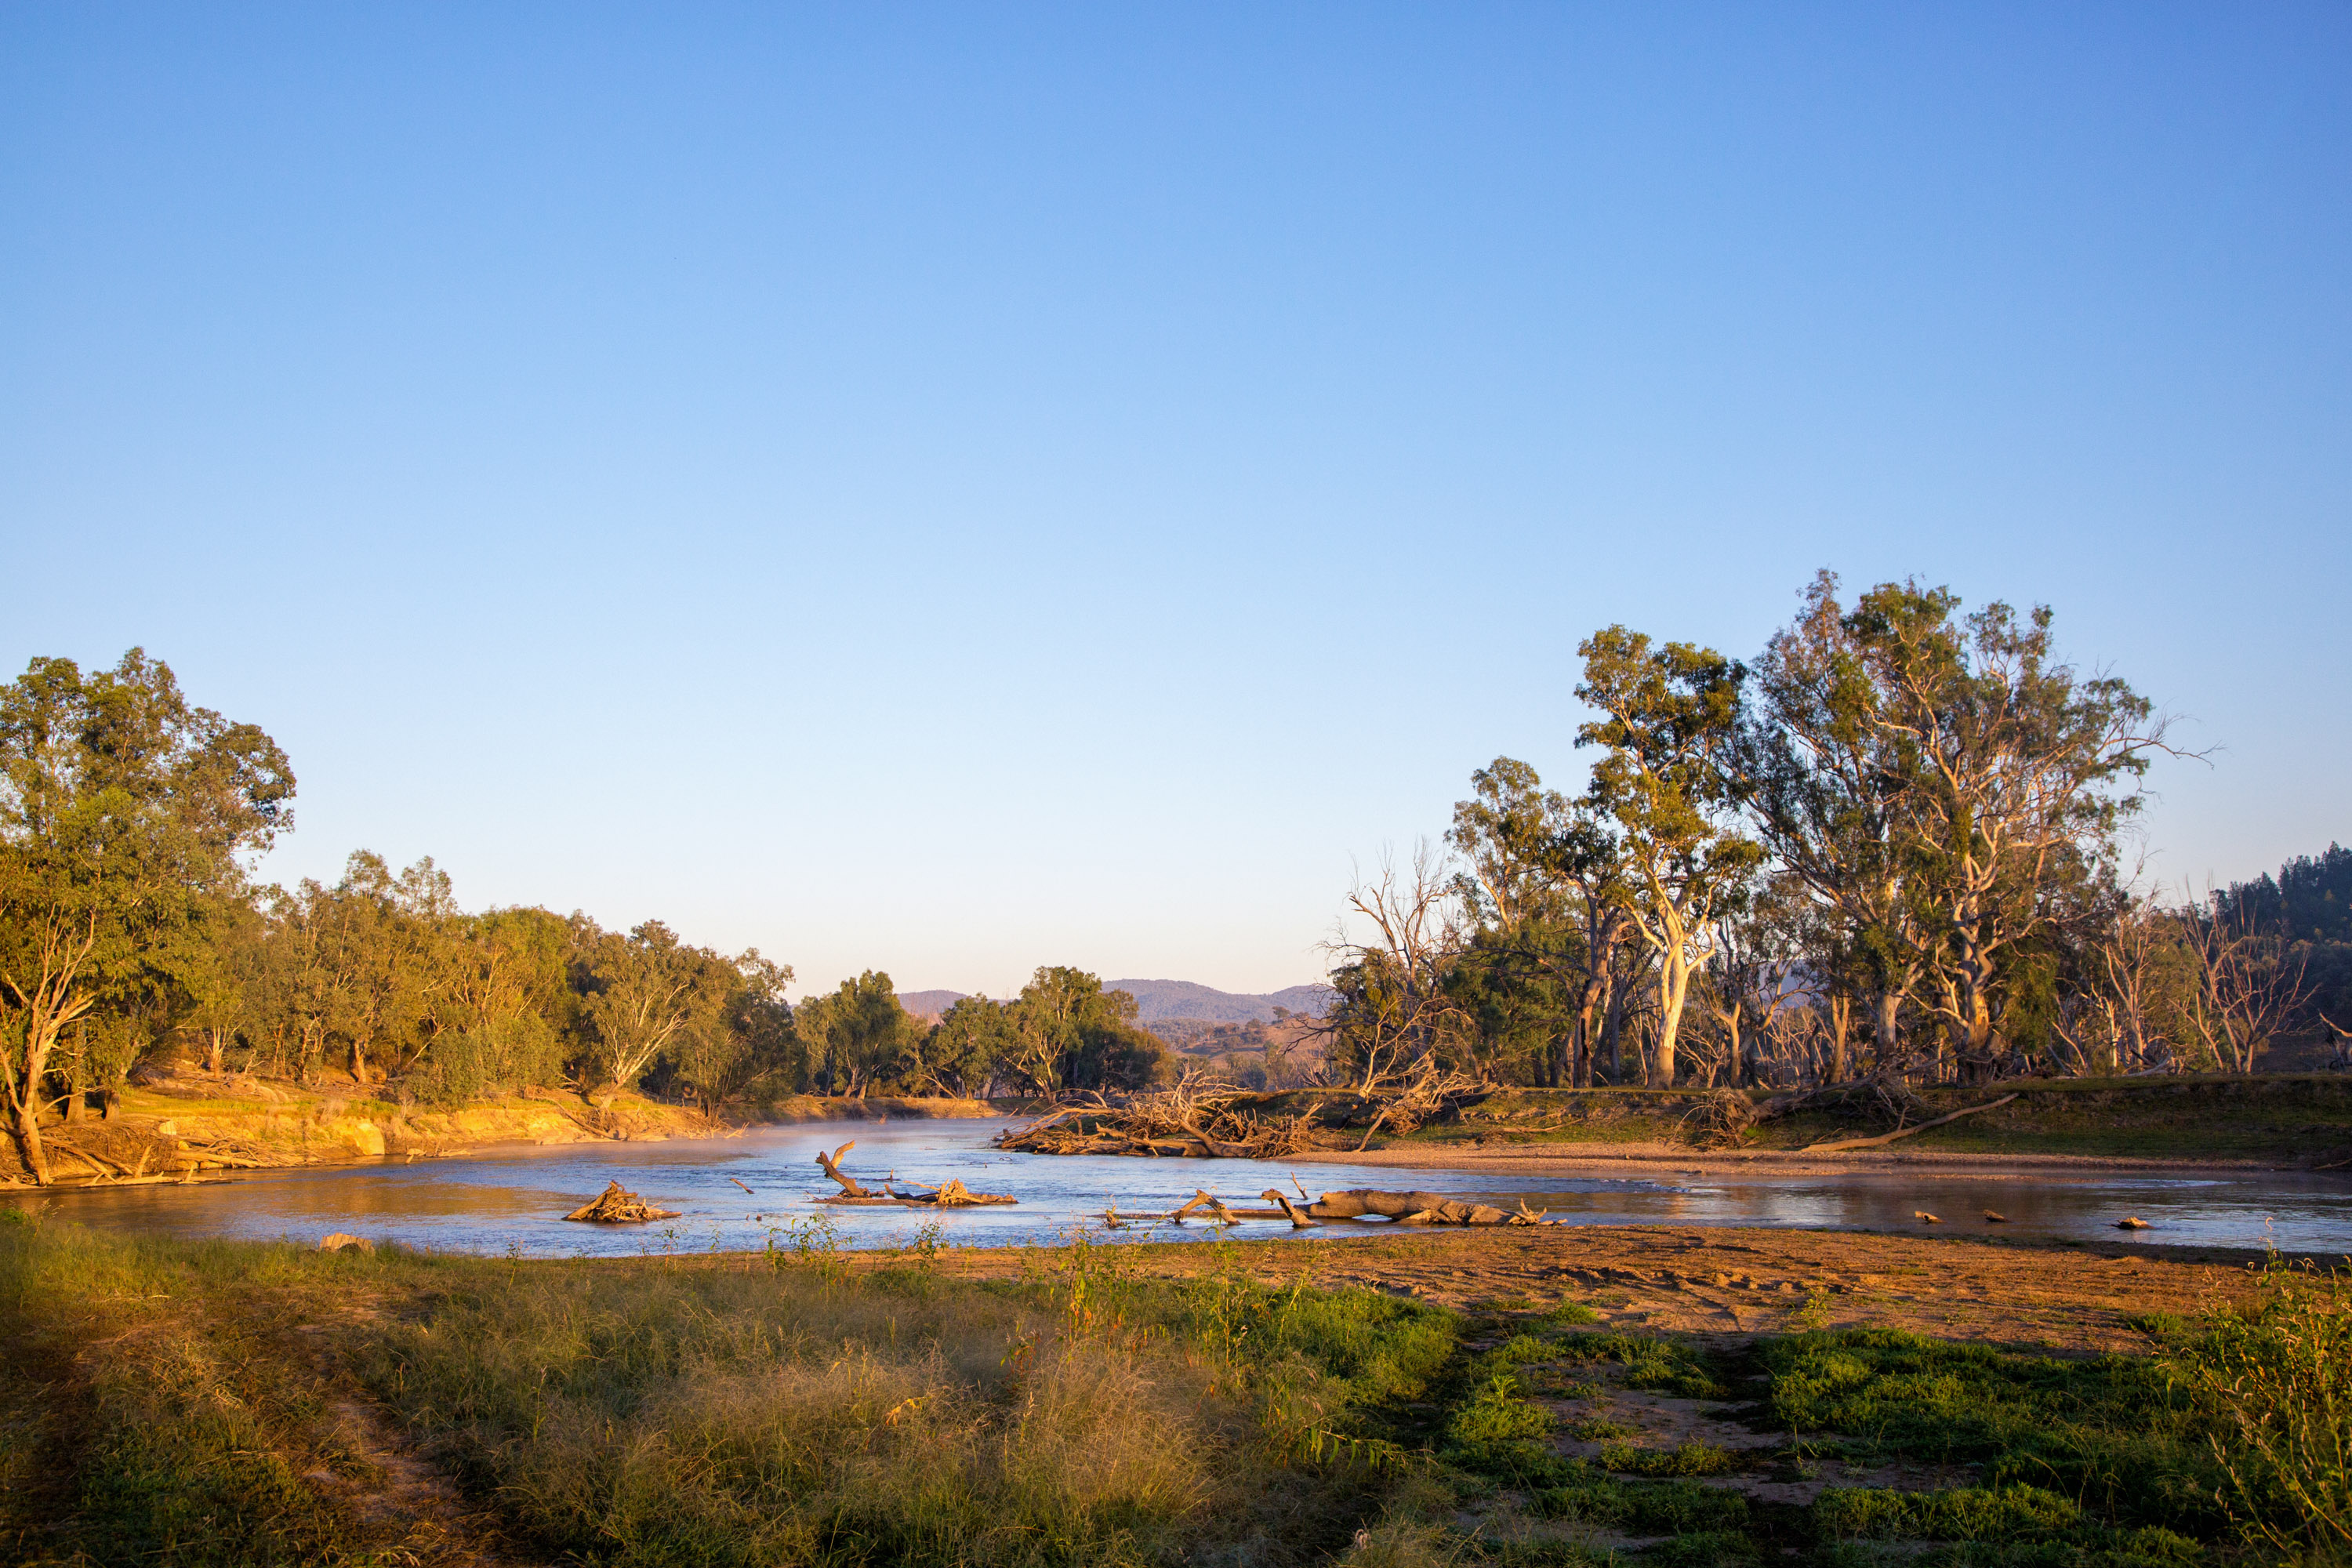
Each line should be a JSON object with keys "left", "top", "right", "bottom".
{"left": 0, "top": 1213, "right": 415, "bottom": 1566}
{"left": 2171, "top": 1259, "right": 2352, "bottom": 1563}
{"left": 357, "top": 1229, "right": 1461, "bottom": 1567}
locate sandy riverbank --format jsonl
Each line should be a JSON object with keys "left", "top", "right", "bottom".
{"left": 1294, "top": 1142, "right": 2289, "bottom": 1178}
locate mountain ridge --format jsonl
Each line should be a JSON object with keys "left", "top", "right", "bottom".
{"left": 890, "top": 980, "right": 1332, "bottom": 1025}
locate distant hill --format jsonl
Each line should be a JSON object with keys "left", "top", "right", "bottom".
{"left": 886, "top": 981, "right": 1333, "bottom": 1025}
{"left": 896, "top": 989, "right": 968, "bottom": 1022}
{"left": 1102, "top": 979, "right": 1334, "bottom": 1024}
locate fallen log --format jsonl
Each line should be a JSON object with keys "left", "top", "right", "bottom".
{"left": 1798, "top": 1094, "right": 2020, "bottom": 1154}
{"left": 1308, "top": 1189, "right": 1516, "bottom": 1225}
{"left": 810, "top": 1148, "right": 1015, "bottom": 1207}
{"left": 1261, "top": 1189, "right": 1319, "bottom": 1228}
{"left": 815, "top": 1141, "right": 870, "bottom": 1196}
{"left": 563, "top": 1180, "right": 682, "bottom": 1223}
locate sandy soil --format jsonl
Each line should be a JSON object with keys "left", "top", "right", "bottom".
{"left": 1297, "top": 1141, "right": 2281, "bottom": 1176}
{"left": 933, "top": 1224, "right": 2256, "bottom": 1356}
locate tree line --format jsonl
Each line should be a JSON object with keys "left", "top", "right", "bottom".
{"left": 1320, "top": 571, "right": 2335, "bottom": 1092}
{"left": 0, "top": 651, "right": 1168, "bottom": 1184}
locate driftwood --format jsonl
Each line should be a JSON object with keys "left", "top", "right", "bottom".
{"left": 811, "top": 1143, "right": 1014, "bottom": 1207}
{"left": 1120, "top": 1186, "right": 1541, "bottom": 1229}
{"left": 563, "top": 1180, "right": 682, "bottom": 1223}
{"left": 1798, "top": 1094, "right": 2019, "bottom": 1154}
{"left": 993, "top": 1089, "right": 1318, "bottom": 1160}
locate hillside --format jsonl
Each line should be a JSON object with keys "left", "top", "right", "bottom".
{"left": 896, "top": 989, "right": 967, "bottom": 1021}
{"left": 890, "top": 980, "right": 1334, "bottom": 1025}
{"left": 1101, "top": 978, "right": 1334, "bottom": 1023}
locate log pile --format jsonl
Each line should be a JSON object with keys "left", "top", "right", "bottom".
{"left": 993, "top": 1087, "right": 1319, "bottom": 1159}
{"left": 1106, "top": 1186, "right": 1551, "bottom": 1229}
{"left": 811, "top": 1142, "right": 1017, "bottom": 1207}
{"left": 563, "top": 1181, "right": 682, "bottom": 1223}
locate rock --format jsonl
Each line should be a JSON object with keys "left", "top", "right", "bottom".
{"left": 319, "top": 1233, "right": 375, "bottom": 1254}
{"left": 2116, "top": 1216, "right": 2151, "bottom": 1230}
{"left": 154, "top": 1120, "right": 178, "bottom": 1136}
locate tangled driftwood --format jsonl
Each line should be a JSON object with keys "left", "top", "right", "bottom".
{"left": 563, "top": 1181, "right": 681, "bottom": 1223}
{"left": 1105, "top": 1185, "right": 1549, "bottom": 1229}
{"left": 811, "top": 1142, "right": 1016, "bottom": 1207}
{"left": 993, "top": 1088, "right": 1319, "bottom": 1159}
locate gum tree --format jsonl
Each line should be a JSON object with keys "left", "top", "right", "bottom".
{"left": 1574, "top": 627, "right": 1762, "bottom": 1087}
{"left": 0, "top": 651, "right": 292, "bottom": 1184}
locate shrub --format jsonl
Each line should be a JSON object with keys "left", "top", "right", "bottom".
{"left": 2169, "top": 1260, "right": 2352, "bottom": 1560}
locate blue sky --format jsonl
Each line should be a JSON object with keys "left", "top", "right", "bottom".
{"left": 5, "top": 4, "right": 2347, "bottom": 998}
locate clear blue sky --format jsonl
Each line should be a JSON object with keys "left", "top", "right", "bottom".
{"left": 5, "top": 4, "right": 2347, "bottom": 999}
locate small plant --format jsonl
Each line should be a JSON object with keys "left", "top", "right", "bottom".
{"left": 762, "top": 1211, "right": 847, "bottom": 1286}
{"left": 1596, "top": 1439, "right": 1741, "bottom": 1477}
{"left": 1541, "top": 1300, "right": 1600, "bottom": 1327}
{"left": 902, "top": 1218, "right": 946, "bottom": 1269}
{"left": 1447, "top": 1373, "right": 1554, "bottom": 1444}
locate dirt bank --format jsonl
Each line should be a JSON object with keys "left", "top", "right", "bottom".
{"left": 925, "top": 1222, "right": 2258, "bottom": 1357}
{"left": 1294, "top": 1142, "right": 2284, "bottom": 1177}
{"left": 0, "top": 1071, "right": 1007, "bottom": 1187}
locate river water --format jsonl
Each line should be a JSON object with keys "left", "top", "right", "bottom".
{"left": 9, "top": 1119, "right": 2350, "bottom": 1258}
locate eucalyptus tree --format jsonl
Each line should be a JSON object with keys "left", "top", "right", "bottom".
{"left": 1003, "top": 967, "right": 1163, "bottom": 1093}
{"left": 663, "top": 949, "right": 797, "bottom": 1114}
{"left": 1574, "top": 627, "right": 1762, "bottom": 1087}
{"left": 925, "top": 995, "right": 1015, "bottom": 1097}
{"left": 0, "top": 652, "right": 292, "bottom": 1184}
{"left": 1445, "top": 759, "right": 1585, "bottom": 1083}
{"left": 1320, "top": 846, "right": 1473, "bottom": 1090}
{"left": 793, "top": 970, "right": 917, "bottom": 1097}
{"left": 575, "top": 920, "right": 735, "bottom": 1104}
{"left": 1838, "top": 583, "right": 2170, "bottom": 1079}
{"left": 1741, "top": 573, "right": 1941, "bottom": 1073}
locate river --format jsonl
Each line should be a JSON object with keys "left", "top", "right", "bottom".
{"left": 9, "top": 1119, "right": 2350, "bottom": 1258}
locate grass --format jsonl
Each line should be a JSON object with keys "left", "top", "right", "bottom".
{"left": 5, "top": 1210, "right": 2347, "bottom": 1568}
{"left": 1382, "top": 1074, "right": 2352, "bottom": 1163}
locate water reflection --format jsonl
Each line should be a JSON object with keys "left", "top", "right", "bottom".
{"left": 6, "top": 1119, "right": 2349, "bottom": 1258}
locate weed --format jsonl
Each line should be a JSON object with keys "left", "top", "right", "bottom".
{"left": 1763, "top": 1328, "right": 2222, "bottom": 1534}
{"left": 1596, "top": 1440, "right": 1742, "bottom": 1477}
{"left": 2168, "top": 1256, "right": 2352, "bottom": 1559}
{"left": 1555, "top": 1333, "right": 1726, "bottom": 1398}
{"left": 1447, "top": 1374, "right": 1554, "bottom": 1445}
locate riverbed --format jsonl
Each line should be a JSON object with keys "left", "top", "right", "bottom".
{"left": 9, "top": 1119, "right": 2350, "bottom": 1257}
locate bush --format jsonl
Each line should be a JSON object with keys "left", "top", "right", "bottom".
{"left": 1447, "top": 1374, "right": 1554, "bottom": 1444}
{"left": 2169, "top": 1260, "right": 2352, "bottom": 1560}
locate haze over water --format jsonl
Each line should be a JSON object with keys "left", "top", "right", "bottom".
{"left": 13, "top": 1122, "right": 2350, "bottom": 1259}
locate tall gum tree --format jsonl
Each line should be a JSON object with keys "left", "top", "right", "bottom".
{"left": 0, "top": 652, "right": 292, "bottom": 1184}
{"left": 1842, "top": 583, "right": 2172, "bottom": 1080}
{"left": 1741, "top": 572, "right": 1940, "bottom": 1073}
{"left": 1574, "top": 627, "right": 1762, "bottom": 1088}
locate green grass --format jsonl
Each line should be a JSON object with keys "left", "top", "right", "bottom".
{"left": 1382, "top": 1075, "right": 2352, "bottom": 1163}
{"left": 1762, "top": 1327, "right": 2223, "bottom": 1533}
{"left": 5, "top": 1210, "right": 2346, "bottom": 1568}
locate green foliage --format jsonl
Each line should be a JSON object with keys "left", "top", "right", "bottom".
{"left": 1530, "top": 1473, "right": 1751, "bottom": 1534}
{"left": 1596, "top": 1440, "right": 1740, "bottom": 1477}
{"left": 1816, "top": 1483, "right": 2085, "bottom": 1541}
{"left": 1539, "top": 1300, "right": 1600, "bottom": 1326}
{"left": 2167, "top": 1260, "right": 2352, "bottom": 1558}
{"left": 1554, "top": 1333, "right": 1726, "bottom": 1399}
{"left": 1762, "top": 1329, "right": 2221, "bottom": 1534}
{"left": 1446, "top": 1374, "right": 1554, "bottom": 1445}
{"left": 0, "top": 650, "right": 292, "bottom": 1178}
